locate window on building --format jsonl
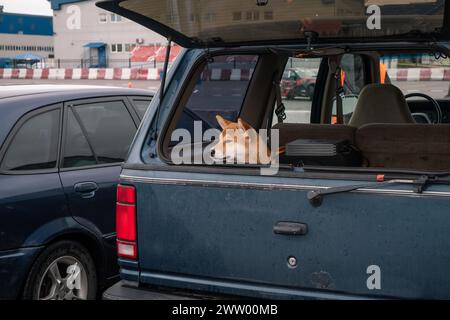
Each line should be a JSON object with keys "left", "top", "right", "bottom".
{"left": 110, "top": 13, "right": 122, "bottom": 23}
{"left": 204, "top": 13, "right": 216, "bottom": 22}
{"left": 99, "top": 13, "right": 107, "bottom": 23}
{"left": 117, "top": 44, "right": 123, "bottom": 52}
{"left": 264, "top": 11, "right": 273, "bottom": 20}
{"left": 232, "top": 12, "right": 242, "bottom": 21}
{"left": 111, "top": 44, "right": 117, "bottom": 53}
{"left": 171, "top": 55, "right": 259, "bottom": 141}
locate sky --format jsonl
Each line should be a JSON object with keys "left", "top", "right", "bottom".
{"left": 0, "top": 0, "right": 53, "bottom": 16}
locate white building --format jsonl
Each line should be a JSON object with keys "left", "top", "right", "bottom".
{"left": 49, "top": 0, "right": 166, "bottom": 67}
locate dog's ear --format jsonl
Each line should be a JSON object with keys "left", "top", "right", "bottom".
{"left": 216, "top": 115, "right": 231, "bottom": 129}
{"left": 237, "top": 118, "right": 252, "bottom": 131}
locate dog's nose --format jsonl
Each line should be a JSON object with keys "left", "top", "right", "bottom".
{"left": 211, "top": 149, "right": 215, "bottom": 157}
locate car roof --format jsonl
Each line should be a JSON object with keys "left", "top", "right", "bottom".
{"left": 0, "top": 85, "right": 152, "bottom": 100}
{"left": 0, "top": 85, "right": 155, "bottom": 150}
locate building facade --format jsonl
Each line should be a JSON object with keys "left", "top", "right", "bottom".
{"left": 49, "top": 0, "right": 166, "bottom": 68}
{"left": 0, "top": 10, "right": 54, "bottom": 60}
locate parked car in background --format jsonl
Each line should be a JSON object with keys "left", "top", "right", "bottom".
{"left": 281, "top": 68, "right": 317, "bottom": 100}
{"left": 0, "top": 85, "right": 153, "bottom": 300}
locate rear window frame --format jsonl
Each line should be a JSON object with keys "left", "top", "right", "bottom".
{"left": 155, "top": 49, "right": 262, "bottom": 165}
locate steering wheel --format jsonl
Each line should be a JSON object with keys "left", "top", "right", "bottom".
{"left": 405, "top": 92, "right": 443, "bottom": 124}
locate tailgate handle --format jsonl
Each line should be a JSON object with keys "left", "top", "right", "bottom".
{"left": 273, "top": 222, "right": 308, "bottom": 236}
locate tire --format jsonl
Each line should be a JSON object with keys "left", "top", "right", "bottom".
{"left": 23, "top": 240, "right": 97, "bottom": 300}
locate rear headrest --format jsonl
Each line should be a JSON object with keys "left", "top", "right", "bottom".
{"left": 348, "top": 84, "right": 415, "bottom": 128}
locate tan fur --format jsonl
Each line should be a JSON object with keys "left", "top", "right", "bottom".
{"left": 211, "top": 115, "right": 273, "bottom": 164}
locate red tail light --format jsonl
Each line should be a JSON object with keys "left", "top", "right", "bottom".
{"left": 116, "top": 185, "right": 137, "bottom": 259}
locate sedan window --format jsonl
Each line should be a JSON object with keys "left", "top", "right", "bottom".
{"left": 68, "top": 100, "right": 137, "bottom": 165}
{"left": 2, "top": 109, "right": 60, "bottom": 171}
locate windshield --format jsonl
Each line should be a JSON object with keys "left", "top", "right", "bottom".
{"left": 115, "top": 0, "right": 447, "bottom": 45}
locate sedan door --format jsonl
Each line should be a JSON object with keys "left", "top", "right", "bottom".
{"left": 58, "top": 97, "right": 139, "bottom": 240}
{"left": 0, "top": 105, "right": 67, "bottom": 251}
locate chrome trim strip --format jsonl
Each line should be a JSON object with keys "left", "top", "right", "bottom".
{"left": 120, "top": 175, "right": 450, "bottom": 198}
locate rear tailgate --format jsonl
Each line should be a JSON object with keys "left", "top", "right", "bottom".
{"left": 97, "top": 0, "right": 450, "bottom": 48}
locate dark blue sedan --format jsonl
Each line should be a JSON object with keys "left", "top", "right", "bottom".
{"left": 0, "top": 85, "right": 153, "bottom": 300}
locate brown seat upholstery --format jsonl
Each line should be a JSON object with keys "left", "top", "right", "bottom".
{"left": 272, "top": 123, "right": 356, "bottom": 146}
{"left": 348, "top": 84, "right": 415, "bottom": 128}
{"left": 356, "top": 124, "right": 450, "bottom": 171}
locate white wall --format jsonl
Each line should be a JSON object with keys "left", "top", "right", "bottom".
{"left": 53, "top": 0, "right": 166, "bottom": 63}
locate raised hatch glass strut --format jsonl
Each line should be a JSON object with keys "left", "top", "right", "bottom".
{"left": 307, "top": 174, "right": 450, "bottom": 207}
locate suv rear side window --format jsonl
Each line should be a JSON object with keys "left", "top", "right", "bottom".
{"left": 2, "top": 109, "right": 60, "bottom": 171}
{"left": 65, "top": 100, "right": 137, "bottom": 166}
{"left": 173, "top": 55, "right": 258, "bottom": 138}
{"left": 273, "top": 57, "right": 321, "bottom": 126}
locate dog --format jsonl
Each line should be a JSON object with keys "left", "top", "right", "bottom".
{"left": 211, "top": 115, "right": 284, "bottom": 165}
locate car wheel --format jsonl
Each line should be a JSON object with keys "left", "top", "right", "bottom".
{"left": 23, "top": 240, "right": 97, "bottom": 300}
{"left": 307, "top": 85, "right": 315, "bottom": 100}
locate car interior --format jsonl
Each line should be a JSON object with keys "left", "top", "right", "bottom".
{"left": 158, "top": 47, "right": 450, "bottom": 173}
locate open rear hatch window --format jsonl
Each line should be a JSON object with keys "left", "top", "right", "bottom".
{"left": 97, "top": 0, "right": 449, "bottom": 47}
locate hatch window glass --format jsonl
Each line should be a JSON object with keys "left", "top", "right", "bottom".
{"left": 2, "top": 109, "right": 60, "bottom": 171}
{"left": 172, "top": 54, "right": 258, "bottom": 141}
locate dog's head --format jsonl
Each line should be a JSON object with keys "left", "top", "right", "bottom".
{"left": 211, "top": 115, "right": 271, "bottom": 164}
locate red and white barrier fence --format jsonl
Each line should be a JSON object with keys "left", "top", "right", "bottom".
{"left": 2, "top": 67, "right": 448, "bottom": 82}
{"left": 0, "top": 68, "right": 162, "bottom": 81}
{"left": 0, "top": 68, "right": 255, "bottom": 81}
{"left": 387, "top": 68, "right": 450, "bottom": 81}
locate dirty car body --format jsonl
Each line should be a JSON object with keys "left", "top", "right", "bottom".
{"left": 98, "top": 0, "right": 450, "bottom": 299}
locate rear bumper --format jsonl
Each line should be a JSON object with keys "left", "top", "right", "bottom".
{"left": 0, "top": 246, "right": 43, "bottom": 300}
{"left": 103, "top": 280, "right": 198, "bottom": 300}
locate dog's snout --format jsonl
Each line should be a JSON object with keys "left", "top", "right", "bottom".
{"left": 211, "top": 149, "right": 215, "bottom": 156}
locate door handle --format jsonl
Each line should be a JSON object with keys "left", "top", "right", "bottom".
{"left": 273, "top": 222, "right": 308, "bottom": 236}
{"left": 74, "top": 182, "right": 98, "bottom": 198}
